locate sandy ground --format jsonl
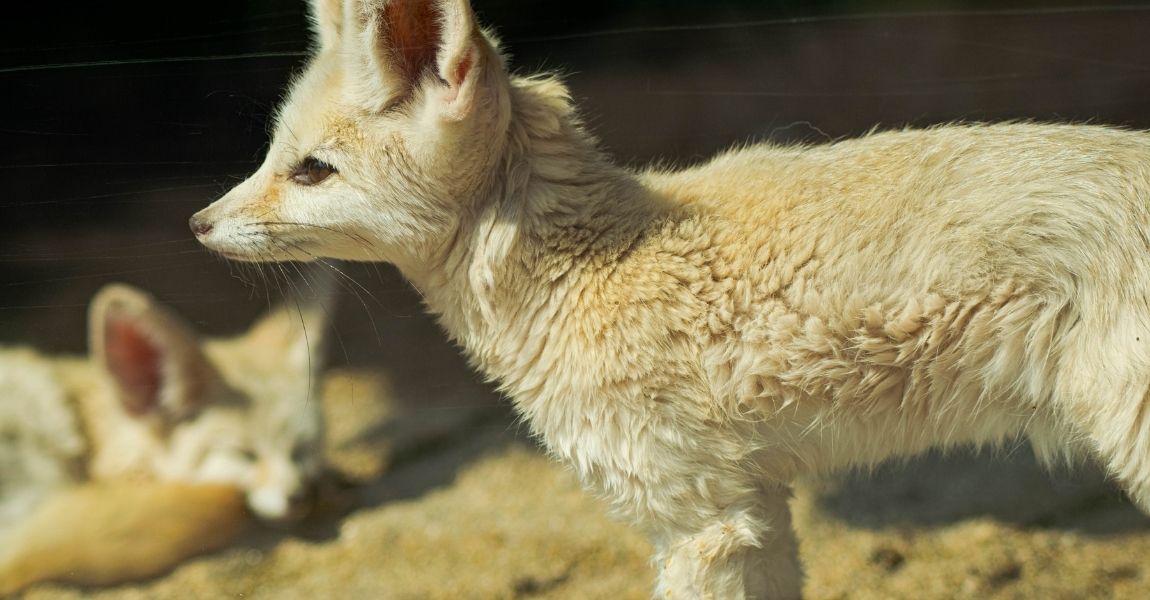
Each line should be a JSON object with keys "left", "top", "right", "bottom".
{"left": 12, "top": 357, "right": 1150, "bottom": 600}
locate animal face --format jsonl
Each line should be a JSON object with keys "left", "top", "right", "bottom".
{"left": 190, "top": 0, "right": 511, "bottom": 271}
{"left": 92, "top": 285, "right": 328, "bottom": 521}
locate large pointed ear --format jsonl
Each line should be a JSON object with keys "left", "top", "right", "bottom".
{"left": 346, "top": 0, "right": 497, "bottom": 119}
{"left": 90, "top": 285, "right": 219, "bottom": 424}
{"left": 308, "top": 0, "right": 344, "bottom": 53}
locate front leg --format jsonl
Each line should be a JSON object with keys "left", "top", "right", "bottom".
{"left": 654, "top": 485, "right": 802, "bottom": 600}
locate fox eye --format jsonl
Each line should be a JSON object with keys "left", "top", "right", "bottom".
{"left": 235, "top": 447, "right": 258, "bottom": 462}
{"left": 291, "top": 156, "right": 336, "bottom": 185}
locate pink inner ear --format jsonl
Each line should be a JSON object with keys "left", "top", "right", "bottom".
{"left": 105, "top": 318, "right": 162, "bottom": 416}
{"left": 384, "top": 0, "right": 443, "bottom": 84}
{"left": 442, "top": 52, "right": 473, "bottom": 104}
{"left": 452, "top": 53, "right": 472, "bottom": 87}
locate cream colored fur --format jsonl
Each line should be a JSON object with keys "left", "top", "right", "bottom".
{"left": 0, "top": 482, "right": 248, "bottom": 595}
{"left": 0, "top": 284, "right": 327, "bottom": 592}
{"left": 192, "top": 1, "right": 1150, "bottom": 597}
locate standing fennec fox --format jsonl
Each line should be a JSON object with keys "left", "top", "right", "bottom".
{"left": 191, "top": 0, "right": 1150, "bottom": 597}
{"left": 0, "top": 284, "right": 327, "bottom": 593}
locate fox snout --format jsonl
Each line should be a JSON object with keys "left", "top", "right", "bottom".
{"left": 188, "top": 199, "right": 304, "bottom": 263}
{"left": 187, "top": 177, "right": 273, "bottom": 261}
{"left": 248, "top": 483, "right": 316, "bottom": 523}
{"left": 245, "top": 454, "right": 322, "bottom": 523}
{"left": 188, "top": 204, "right": 229, "bottom": 253}
{"left": 188, "top": 202, "right": 242, "bottom": 255}
{"left": 189, "top": 213, "right": 213, "bottom": 237}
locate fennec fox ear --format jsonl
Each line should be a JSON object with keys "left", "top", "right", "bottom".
{"left": 345, "top": 0, "right": 492, "bottom": 119}
{"left": 89, "top": 285, "right": 219, "bottom": 424}
{"left": 308, "top": 0, "right": 344, "bottom": 52}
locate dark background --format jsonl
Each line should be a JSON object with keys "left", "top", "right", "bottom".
{"left": 5, "top": 0, "right": 1150, "bottom": 366}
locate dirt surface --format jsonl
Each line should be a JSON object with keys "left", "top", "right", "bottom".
{"left": 11, "top": 358, "right": 1150, "bottom": 600}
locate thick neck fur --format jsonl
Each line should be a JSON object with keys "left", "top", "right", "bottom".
{"left": 403, "top": 76, "right": 682, "bottom": 403}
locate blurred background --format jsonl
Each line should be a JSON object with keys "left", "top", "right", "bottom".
{"left": 5, "top": 1, "right": 1150, "bottom": 597}
{"left": 7, "top": 0, "right": 1150, "bottom": 354}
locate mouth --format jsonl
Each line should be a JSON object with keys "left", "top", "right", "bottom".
{"left": 216, "top": 249, "right": 258, "bottom": 261}
{"left": 214, "top": 249, "right": 301, "bottom": 263}
{"left": 197, "top": 235, "right": 318, "bottom": 264}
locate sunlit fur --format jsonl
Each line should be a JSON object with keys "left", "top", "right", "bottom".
{"left": 0, "top": 284, "right": 327, "bottom": 527}
{"left": 194, "top": 1, "right": 1150, "bottom": 597}
{"left": 0, "top": 482, "right": 247, "bottom": 594}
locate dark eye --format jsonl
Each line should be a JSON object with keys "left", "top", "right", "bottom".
{"left": 291, "top": 156, "right": 336, "bottom": 185}
{"left": 236, "top": 447, "right": 258, "bottom": 462}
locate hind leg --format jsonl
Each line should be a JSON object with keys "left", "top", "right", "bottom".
{"left": 1080, "top": 392, "right": 1150, "bottom": 512}
{"left": 1058, "top": 310, "right": 1150, "bottom": 511}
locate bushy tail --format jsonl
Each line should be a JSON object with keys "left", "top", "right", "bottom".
{"left": 0, "top": 482, "right": 249, "bottom": 595}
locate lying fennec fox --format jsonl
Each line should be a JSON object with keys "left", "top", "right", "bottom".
{"left": 0, "top": 284, "right": 326, "bottom": 592}
{"left": 190, "top": 0, "right": 1150, "bottom": 597}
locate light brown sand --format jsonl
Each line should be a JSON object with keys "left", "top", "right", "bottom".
{"left": 17, "top": 367, "right": 1150, "bottom": 599}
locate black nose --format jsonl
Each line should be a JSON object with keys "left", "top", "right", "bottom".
{"left": 189, "top": 214, "right": 213, "bottom": 236}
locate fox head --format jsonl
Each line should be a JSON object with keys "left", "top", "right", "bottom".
{"left": 190, "top": 0, "right": 518, "bottom": 275}
{"left": 90, "top": 284, "right": 329, "bottom": 521}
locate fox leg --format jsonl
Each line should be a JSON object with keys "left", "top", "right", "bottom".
{"left": 1054, "top": 306, "right": 1150, "bottom": 513}
{"left": 1076, "top": 384, "right": 1150, "bottom": 512}
{"left": 653, "top": 484, "right": 802, "bottom": 600}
